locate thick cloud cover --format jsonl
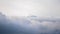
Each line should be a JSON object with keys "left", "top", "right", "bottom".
{"left": 0, "top": 0, "right": 60, "bottom": 17}
{"left": 0, "top": 13, "right": 60, "bottom": 34}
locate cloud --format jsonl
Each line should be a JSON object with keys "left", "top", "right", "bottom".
{"left": 0, "top": 0, "right": 60, "bottom": 17}
{"left": 0, "top": 13, "right": 60, "bottom": 34}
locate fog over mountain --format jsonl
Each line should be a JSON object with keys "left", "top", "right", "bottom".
{"left": 0, "top": 12, "right": 60, "bottom": 34}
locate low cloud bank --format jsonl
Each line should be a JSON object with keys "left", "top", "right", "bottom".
{"left": 0, "top": 13, "right": 60, "bottom": 34}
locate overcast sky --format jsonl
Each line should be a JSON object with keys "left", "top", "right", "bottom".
{"left": 0, "top": 0, "right": 60, "bottom": 17}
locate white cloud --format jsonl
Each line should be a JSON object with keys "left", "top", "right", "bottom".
{"left": 0, "top": 0, "right": 60, "bottom": 17}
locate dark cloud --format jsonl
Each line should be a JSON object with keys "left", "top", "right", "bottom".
{"left": 0, "top": 13, "right": 60, "bottom": 34}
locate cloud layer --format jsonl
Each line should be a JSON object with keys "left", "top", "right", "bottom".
{"left": 0, "top": 13, "right": 60, "bottom": 34}
{"left": 0, "top": 0, "right": 60, "bottom": 17}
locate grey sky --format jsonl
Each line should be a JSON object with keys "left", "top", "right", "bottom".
{"left": 0, "top": 0, "right": 60, "bottom": 17}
